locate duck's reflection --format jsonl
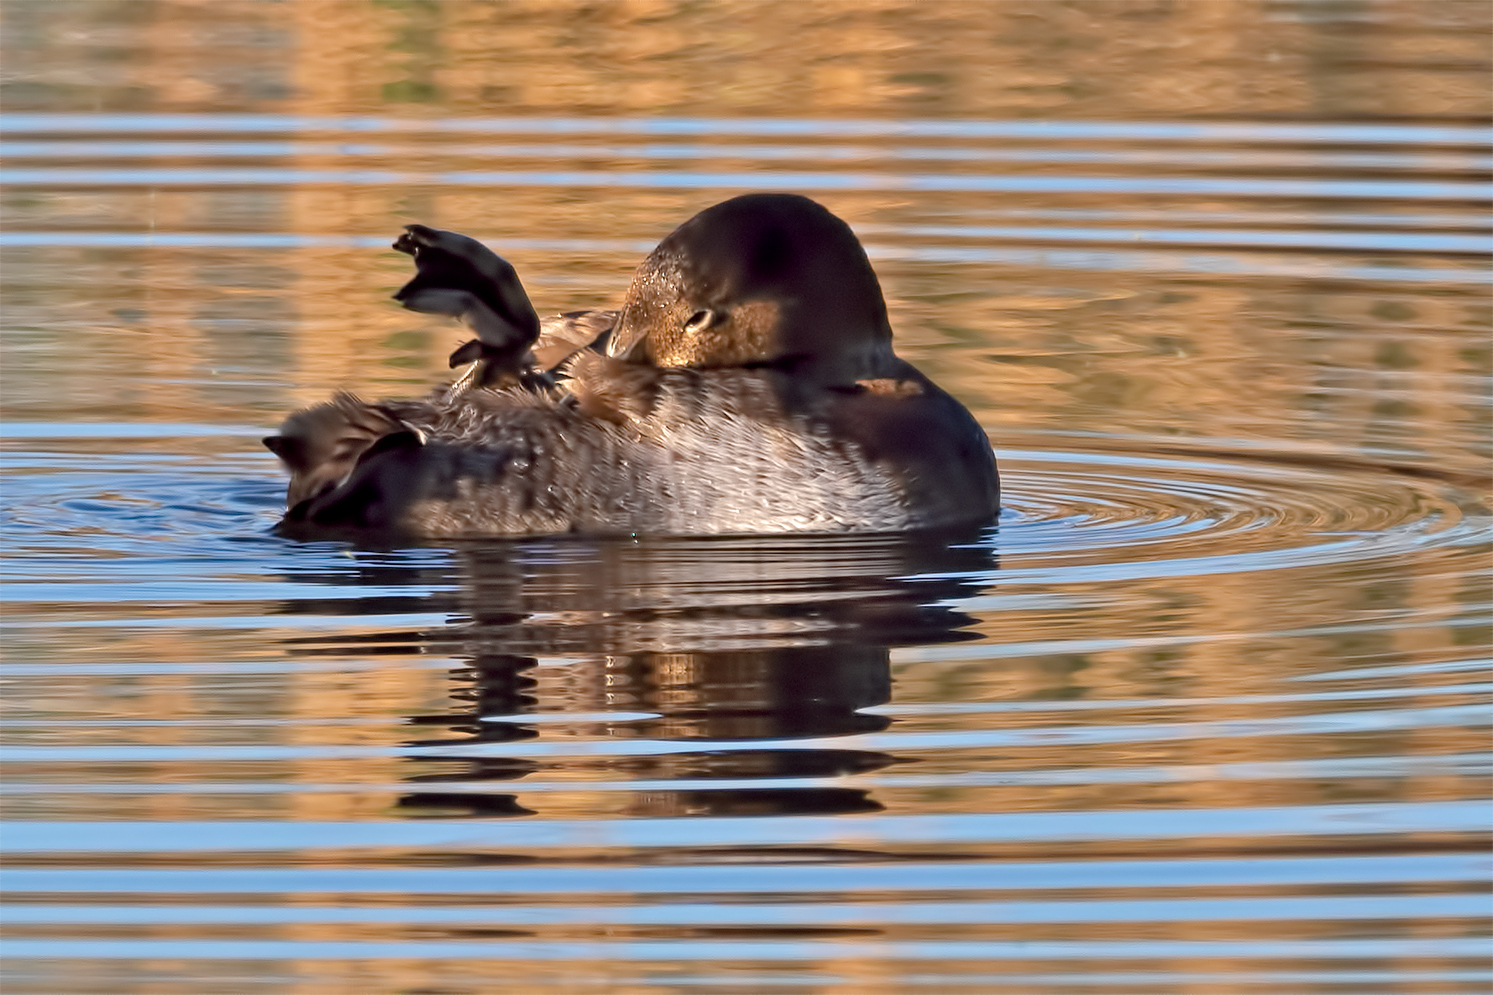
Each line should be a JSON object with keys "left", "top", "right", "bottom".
{"left": 283, "top": 532, "right": 996, "bottom": 819}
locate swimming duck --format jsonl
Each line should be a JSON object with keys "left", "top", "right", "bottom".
{"left": 265, "top": 193, "right": 999, "bottom": 537}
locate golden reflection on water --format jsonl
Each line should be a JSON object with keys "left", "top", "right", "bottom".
{"left": 1, "top": 1, "right": 1490, "bottom": 993}
{"left": 9, "top": 0, "right": 1491, "bottom": 118}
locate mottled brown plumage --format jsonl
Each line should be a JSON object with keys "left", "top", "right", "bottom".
{"left": 266, "top": 194, "right": 999, "bottom": 537}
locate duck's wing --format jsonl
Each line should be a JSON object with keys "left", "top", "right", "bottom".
{"left": 442, "top": 308, "right": 619, "bottom": 398}
{"left": 534, "top": 309, "right": 620, "bottom": 372}
{"left": 393, "top": 224, "right": 541, "bottom": 387}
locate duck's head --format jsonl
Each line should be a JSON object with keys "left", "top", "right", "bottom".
{"left": 607, "top": 193, "right": 897, "bottom": 385}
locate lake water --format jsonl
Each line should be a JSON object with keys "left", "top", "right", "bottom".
{"left": 2, "top": 1, "right": 1490, "bottom": 992}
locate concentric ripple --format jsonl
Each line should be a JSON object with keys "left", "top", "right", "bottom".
{"left": 996, "top": 445, "right": 1488, "bottom": 580}
{"left": 3, "top": 1, "right": 1490, "bottom": 989}
{"left": 2, "top": 434, "right": 1489, "bottom": 589}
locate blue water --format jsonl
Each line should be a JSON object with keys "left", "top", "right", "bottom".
{"left": 2, "top": 1, "right": 1490, "bottom": 993}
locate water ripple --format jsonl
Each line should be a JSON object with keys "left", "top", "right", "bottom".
{"left": 4, "top": 113, "right": 1489, "bottom": 145}
{"left": 4, "top": 14, "right": 1490, "bottom": 986}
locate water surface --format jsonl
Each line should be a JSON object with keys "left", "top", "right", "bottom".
{"left": 2, "top": 2, "right": 1490, "bottom": 993}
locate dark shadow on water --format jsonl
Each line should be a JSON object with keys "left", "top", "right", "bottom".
{"left": 278, "top": 530, "right": 998, "bottom": 820}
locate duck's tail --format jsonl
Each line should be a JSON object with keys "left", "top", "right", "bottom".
{"left": 263, "top": 392, "right": 427, "bottom": 524}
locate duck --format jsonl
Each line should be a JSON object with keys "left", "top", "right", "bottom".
{"left": 264, "top": 193, "right": 999, "bottom": 537}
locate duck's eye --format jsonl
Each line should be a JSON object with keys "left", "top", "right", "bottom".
{"left": 684, "top": 309, "right": 721, "bottom": 334}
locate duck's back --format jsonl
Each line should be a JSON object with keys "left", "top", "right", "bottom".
{"left": 280, "top": 362, "right": 996, "bottom": 537}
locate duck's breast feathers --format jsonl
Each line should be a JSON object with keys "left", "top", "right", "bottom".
{"left": 818, "top": 365, "right": 1000, "bottom": 527}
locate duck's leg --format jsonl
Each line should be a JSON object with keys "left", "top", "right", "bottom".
{"left": 393, "top": 224, "right": 541, "bottom": 390}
